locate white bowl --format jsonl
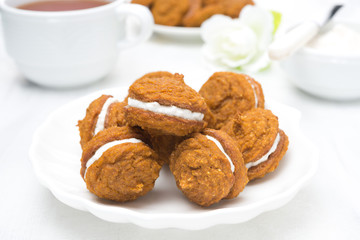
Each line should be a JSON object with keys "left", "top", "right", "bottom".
{"left": 280, "top": 29, "right": 360, "bottom": 100}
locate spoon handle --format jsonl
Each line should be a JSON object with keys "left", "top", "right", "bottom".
{"left": 268, "top": 21, "right": 319, "bottom": 61}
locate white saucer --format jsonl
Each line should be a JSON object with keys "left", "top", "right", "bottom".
{"left": 154, "top": 24, "right": 201, "bottom": 39}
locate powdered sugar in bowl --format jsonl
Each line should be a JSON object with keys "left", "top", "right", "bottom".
{"left": 280, "top": 23, "right": 360, "bottom": 100}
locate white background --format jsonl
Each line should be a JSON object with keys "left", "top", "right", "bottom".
{"left": 1, "top": 0, "right": 360, "bottom": 239}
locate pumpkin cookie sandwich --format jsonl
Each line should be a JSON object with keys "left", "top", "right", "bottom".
{"left": 221, "top": 108, "right": 289, "bottom": 180}
{"left": 182, "top": 0, "right": 225, "bottom": 27}
{"left": 137, "top": 71, "right": 175, "bottom": 80}
{"left": 199, "top": 72, "right": 264, "bottom": 129}
{"left": 125, "top": 73, "right": 208, "bottom": 136}
{"left": 151, "top": 0, "right": 190, "bottom": 26}
{"left": 78, "top": 95, "right": 127, "bottom": 149}
{"left": 170, "top": 129, "right": 248, "bottom": 207}
{"left": 149, "top": 134, "right": 185, "bottom": 165}
{"left": 80, "top": 126, "right": 161, "bottom": 202}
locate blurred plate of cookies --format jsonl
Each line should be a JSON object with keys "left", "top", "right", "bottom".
{"left": 132, "top": 0, "right": 255, "bottom": 39}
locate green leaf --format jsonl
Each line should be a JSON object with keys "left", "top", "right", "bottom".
{"left": 271, "top": 10, "right": 282, "bottom": 35}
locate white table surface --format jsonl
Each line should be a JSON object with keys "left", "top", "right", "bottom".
{"left": 1, "top": 0, "right": 360, "bottom": 239}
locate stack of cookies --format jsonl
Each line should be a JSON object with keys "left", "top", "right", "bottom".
{"left": 78, "top": 71, "right": 289, "bottom": 207}
{"left": 131, "top": 0, "right": 255, "bottom": 27}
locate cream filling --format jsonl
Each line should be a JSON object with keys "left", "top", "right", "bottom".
{"left": 308, "top": 24, "right": 360, "bottom": 55}
{"left": 246, "top": 133, "right": 281, "bottom": 169}
{"left": 206, "top": 135, "right": 235, "bottom": 173}
{"left": 127, "top": 98, "right": 204, "bottom": 121}
{"left": 94, "top": 97, "right": 119, "bottom": 135}
{"left": 84, "top": 138, "right": 142, "bottom": 178}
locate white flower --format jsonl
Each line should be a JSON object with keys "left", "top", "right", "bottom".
{"left": 201, "top": 5, "right": 275, "bottom": 72}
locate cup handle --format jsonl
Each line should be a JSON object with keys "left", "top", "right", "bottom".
{"left": 116, "top": 4, "right": 154, "bottom": 49}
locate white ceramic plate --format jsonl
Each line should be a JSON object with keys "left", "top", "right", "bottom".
{"left": 153, "top": 24, "right": 201, "bottom": 39}
{"left": 29, "top": 88, "right": 318, "bottom": 230}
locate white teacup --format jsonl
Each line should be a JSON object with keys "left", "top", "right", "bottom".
{"left": 0, "top": 0, "right": 153, "bottom": 87}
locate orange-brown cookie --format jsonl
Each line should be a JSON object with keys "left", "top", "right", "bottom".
{"left": 170, "top": 128, "right": 248, "bottom": 207}
{"left": 123, "top": 72, "right": 175, "bottom": 103}
{"left": 80, "top": 126, "right": 161, "bottom": 202}
{"left": 221, "top": 108, "right": 289, "bottom": 180}
{"left": 131, "top": 0, "right": 154, "bottom": 7}
{"left": 149, "top": 134, "right": 184, "bottom": 166}
{"left": 223, "top": 0, "right": 255, "bottom": 18}
{"left": 246, "top": 129, "right": 288, "bottom": 180}
{"left": 199, "top": 72, "right": 264, "bottom": 129}
{"left": 151, "top": 0, "right": 190, "bottom": 26}
{"left": 125, "top": 73, "right": 208, "bottom": 136}
{"left": 137, "top": 71, "right": 175, "bottom": 80}
{"left": 182, "top": 0, "right": 225, "bottom": 27}
{"left": 78, "top": 95, "right": 127, "bottom": 149}
{"left": 202, "top": 0, "right": 219, "bottom": 6}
